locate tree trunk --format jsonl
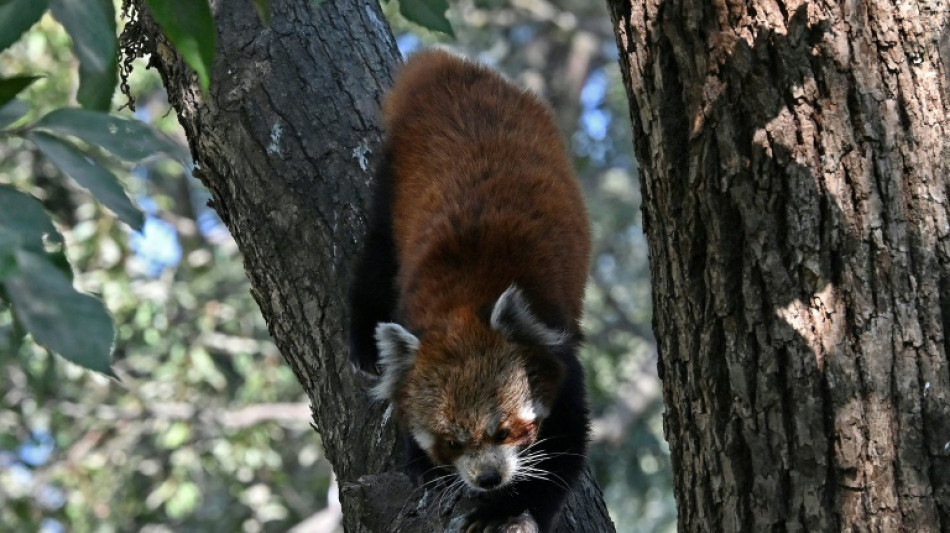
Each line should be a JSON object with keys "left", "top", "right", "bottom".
{"left": 607, "top": 0, "right": 950, "bottom": 530}
{"left": 128, "top": 0, "right": 614, "bottom": 530}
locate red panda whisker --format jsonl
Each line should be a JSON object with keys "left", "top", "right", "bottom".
{"left": 401, "top": 468, "right": 465, "bottom": 514}
{"left": 401, "top": 471, "right": 455, "bottom": 510}
{"left": 512, "top": 467, "right": 572, "bottom": 492}
{"left": 416, "top": 470, "right": 456, "bottom": 492}
{"left": 517, "top": 436, "right": 553, "bottom": 455}
{"left": 518, "top": 450, "right": 586, "bottom": 463}
{"left": 428, "top": 477, "right": 454, "bottom": 511}
{"left": 436, "top": 476, "right": 467, "bottom": 511}
{"left": 394, "top": 471, "right": 456, "bottom": 521}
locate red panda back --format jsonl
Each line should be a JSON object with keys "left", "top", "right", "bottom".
{"left": 383, "top": 50, "right": 590, "bottom": 334}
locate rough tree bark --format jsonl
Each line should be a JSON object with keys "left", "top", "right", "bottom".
{"left": 607, "top": 0, "right": 949, "bottom": 531}
{"left": 126, "top": 0, "right": 613, "bottom": 531}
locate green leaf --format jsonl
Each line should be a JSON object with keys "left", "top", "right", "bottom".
{"left": 251, "top": 0, "right": 270, "bottom": 25}
{"left": 0, "top": 76, "right": 41, "bottom": 108}
{"left": 0, "top": 227, "right": 19, "bottom": 281}
{"left": 33, "top": 108, "right": 188, "bottom": 165}
{"left": 144, "top": 0, "right": 215, "bottom": 93}
{"left": 0, "top": 98, "right": 29, "bottom": 129}
{"left": 0, "top": 184, "right": 63, "bottom": 252}
{"left": 49, "top": 0, "right": 117, "bottom": 110}
{"left": 0, "top": 0, "right": 50, "bottom": 53}
{"left": 399, "top": 0, "right": 453, "bottom": 36}
{"left": 30, "top": 132, "right": 145, "bottom": 231}
{"left": 3, "top": 249, "right": 114, "bottom": 374}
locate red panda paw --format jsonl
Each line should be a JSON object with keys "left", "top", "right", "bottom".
{"left": 463, "top": 511, "right": 539, "bottom": 533}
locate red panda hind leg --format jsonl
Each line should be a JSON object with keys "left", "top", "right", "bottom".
{"left": 347, "top": 148, "right": 399, "bottom": 375}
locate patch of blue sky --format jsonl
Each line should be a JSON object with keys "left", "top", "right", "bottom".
{"left": 197, "top": 209, "right": 231, "bottom": 243}
{"left": 397, "top": 34, "right": 421, "bottom": 57}
{"left": 129, "top": 215, "right": 182, "bottom": 276}
{"left": 582, "top": 109, "right": 610, "bottom": 141}
{"left": 40, "top": 519, "right": 65, "bottom": 533}
{"left": 597, "top": 254, "right": 617, "bottom": 278}
{"left": 575, "top": 69, "right": 613, "bottom": 163}
{"left": 581, "top": 69, "right": 608, "bottom": 109}
{"left": 510, "top": 25, "right": 536, "bottom": 46}
{"left": 17, "top": 431, "right": 54, "bottom": 467}
{"left": 5, "top": 461, "right": 33, "bottom": 486}
{"left": 36, "top": 484, "right": 66, "bottom": 510}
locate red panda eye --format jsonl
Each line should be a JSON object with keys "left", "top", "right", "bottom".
{"left": 446, "top": 439, "right": 463, "bottom": 451}
{"left": 493, "top": 428, "right": 510, "bottom": 442}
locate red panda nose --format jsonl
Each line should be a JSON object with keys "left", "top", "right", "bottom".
{"left": 476, "top": 470, "right": 502, "bottom": 490}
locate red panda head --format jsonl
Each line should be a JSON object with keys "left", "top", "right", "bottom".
{"left": 372, "top": 284, "right": 569, "bottom": 492}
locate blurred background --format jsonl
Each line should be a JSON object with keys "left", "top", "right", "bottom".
{"left": 0, "top": 1, "right": 673, "bottom": 531}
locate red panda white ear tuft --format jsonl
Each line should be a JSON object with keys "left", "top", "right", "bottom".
{"left": 490, "top": 284, "right": 570, "bottom": 346}
{"left": 372, "top": 322, "right": 419, "bottom": 401}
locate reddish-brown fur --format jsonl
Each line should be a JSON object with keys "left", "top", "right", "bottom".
{"left": 383, "top": 50, "right": 590, "bottom": 340}
{"left": 349, "top": 50, "right": 592, "bottom": 532}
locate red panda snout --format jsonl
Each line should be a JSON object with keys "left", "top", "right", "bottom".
{"left": 455, "top": 445, "right": 519, "bottom": 492}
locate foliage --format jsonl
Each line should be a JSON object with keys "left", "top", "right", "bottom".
{"left": 396, "top": 0, "right": 454, "bottom": 37}
{"left": 0, "top": 0, "right": 453, "bottom": 377}
{"left": 142, "top": 0, "right": 215, "bottom": 93}
{"left": 0, "top": 0, "right": 189, "bottom": 373}
{"left": 1, "top": 9, "right": 327, "bottom": 532}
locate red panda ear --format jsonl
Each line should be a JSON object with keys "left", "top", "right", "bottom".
{"left": 372, "top": 322, "right": 419, "bottom": 401}
{"left": 490, "top": 284, "right": 569, "bottom": 346}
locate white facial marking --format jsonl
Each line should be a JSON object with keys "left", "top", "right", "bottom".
{"left": 411, "top": 427, "right": 435, "bottom": 450}
{"left": 518, "top": 403, "right": 537, "bottom": 423}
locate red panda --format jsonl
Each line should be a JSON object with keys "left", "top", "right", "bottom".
{"left": 349, "top": 49, "right": 590, "bottom": 533}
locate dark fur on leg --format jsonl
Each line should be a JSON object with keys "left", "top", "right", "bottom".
{"left": 348, "top": 148, "right": 398, "bottom": 374}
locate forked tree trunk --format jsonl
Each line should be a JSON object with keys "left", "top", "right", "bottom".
{"left": 128, "top": 0, "right": 613, "bottom": 530}
{"left": 607, "top": 0, "right": 950, "bottom": 530}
